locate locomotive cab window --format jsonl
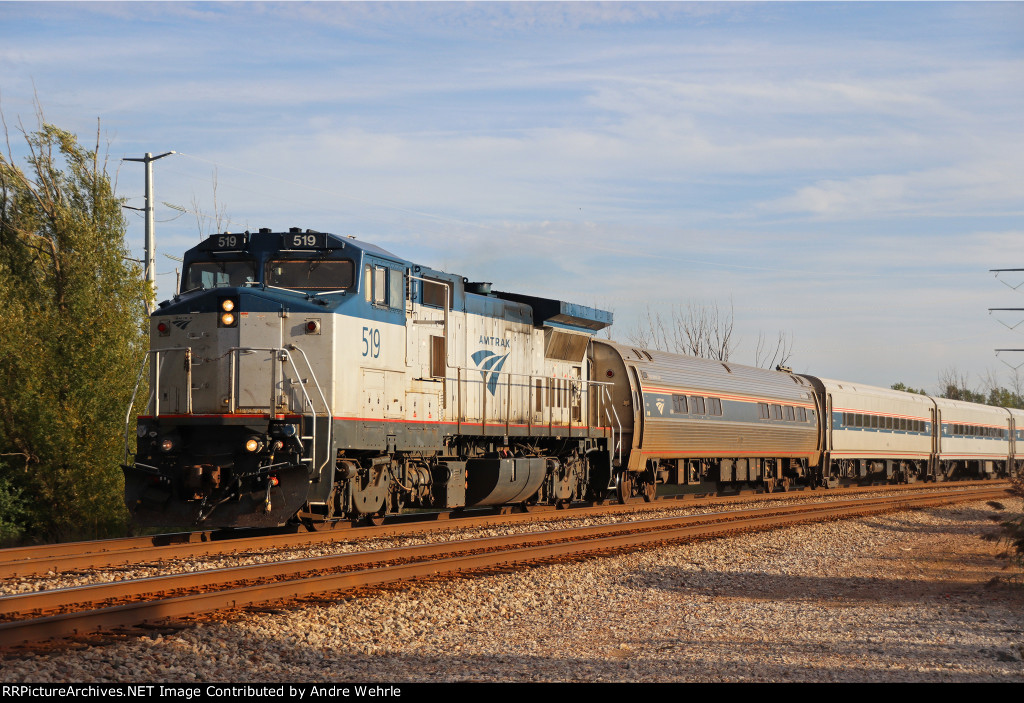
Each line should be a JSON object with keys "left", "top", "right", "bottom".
{"left": 390, "top": 269, "right": 405, "bottom": 310}
{"left": 267, "top": 259, "right": 353, "bottom": 290}
{"left": 184, "top": 260, "right": 257, "bottom": 290}
{"left": 422, "top": 278, "right": 452, "bottom": 309}
{"left": 361, "top": 264, "right": 404, "bottom": 308}
{"left": 374, "top": 265, "right": 387, "bottom": 305}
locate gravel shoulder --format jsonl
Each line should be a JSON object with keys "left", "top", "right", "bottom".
{"left": 3, "top": 498, "right": 1023, "bottom": 683}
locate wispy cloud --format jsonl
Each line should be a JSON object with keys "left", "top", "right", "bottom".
{"left": 2, "top": 1, "right": 1022, "bottom": 389}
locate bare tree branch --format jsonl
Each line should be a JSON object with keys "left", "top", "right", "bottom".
{"left": 628, "top": 301, "right": 737, "bottom": 361}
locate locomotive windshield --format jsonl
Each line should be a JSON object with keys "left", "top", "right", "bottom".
{"left": 266, "top": 259, "right": 354, "bottom": 290}
{"left": 184, "top": 260, "right": 257, "bottom": 290}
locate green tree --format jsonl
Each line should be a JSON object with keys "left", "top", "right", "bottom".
{"left": 890, "top": 382, "right": 928, "bottom": 395}
{"left": 0, "top": 116, "right": 149, "bottom": 542}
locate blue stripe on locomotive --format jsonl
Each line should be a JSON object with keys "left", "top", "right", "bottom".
{"left": 156, "top": 231, "right": 610, "bottom": 335}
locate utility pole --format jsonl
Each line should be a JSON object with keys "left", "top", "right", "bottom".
{"left": 990, "top": 268, "right": 1024, "bottom": 371}
{"left": 123, "top": 151, "right": 175, "bottom": 312}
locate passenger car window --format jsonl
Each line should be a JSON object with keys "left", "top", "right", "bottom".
{"left": 673, "top": 395, "right": 689, "bottom": 414}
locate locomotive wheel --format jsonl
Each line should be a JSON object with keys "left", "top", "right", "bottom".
{"left": 642, "top": 480, "right": 656, "bottom": 503}
{"left": 616, "top": 472, "right": 633, "bottom": 504}
{"left": 388, "top": 489, "right": 406, "bottom": 515}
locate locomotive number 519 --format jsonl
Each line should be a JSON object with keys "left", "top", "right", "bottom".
{"left": 362, "top": 326, "right": 381, "bottom": 358}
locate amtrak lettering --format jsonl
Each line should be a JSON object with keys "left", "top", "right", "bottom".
{"left": 478, "top": 335, "right": 511, "bottom": 348}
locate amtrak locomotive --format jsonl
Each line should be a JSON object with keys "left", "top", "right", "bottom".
{"left": 122, "top": 228, "right": 1018, "bottom": 528}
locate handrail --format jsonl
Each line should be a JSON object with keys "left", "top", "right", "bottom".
{"left": 285, "top": 344, "right": 335, "bottom": 476}
{"left": 443, "top": 364, "right": 615, "bottom": 437}
{"left": 122, "top": 345, "right": 333, "bottom": 478}
{"left": 408, "top": 275, "right": 451, "bottom": 368}
{"left": 122, "top": 346, "right": 190, "bottom": 464}
{"left": 124, "top": 344, "right": 618, "bottom": 474}
{"left": 600, "top": 383, "right": 623, "bottom": 468}
{"left": 122, "top": 352, "right": 153, "bottom": 464}
{"left": 226, "top": 346, "right": 334, "bottom": 479}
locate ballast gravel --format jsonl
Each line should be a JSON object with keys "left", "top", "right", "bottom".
{"left": 2, "top": 498, "right": 1023, "bottom": 683}
{"left": 0, "top": 488, "right": 987, "bottom": 595}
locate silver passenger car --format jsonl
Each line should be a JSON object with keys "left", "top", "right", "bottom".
{"left": 592, "top": 341, "right": 820, "bottom": 495}
{"left": 933, "top": 397, "right": 1012, "bottom": 478}
{"left": 801, "top": 376, "right": 934, "bottom": 484}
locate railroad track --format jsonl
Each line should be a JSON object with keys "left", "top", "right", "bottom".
{"left": 0, "top": 484, "right": 1010, "bottom": 651}
{"left": 0, "top": 480, "right": 1006, "bottom": 579}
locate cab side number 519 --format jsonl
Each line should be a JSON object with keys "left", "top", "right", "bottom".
{"left": 362, "top": 327, "right": 381, "bottom": 358}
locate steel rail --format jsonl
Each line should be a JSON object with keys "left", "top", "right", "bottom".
{"left": 0, "top": 486, "right": 1009, "bottom": 649}
{"left": 0, "top": 480, "right": 1009, "bottom": 578}
{"left": 4, "top": 490, "right": 963, "bottom": 616}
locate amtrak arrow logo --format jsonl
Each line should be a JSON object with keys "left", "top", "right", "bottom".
{"left": 471, "top": 349, "right": 510, "bottom": 396}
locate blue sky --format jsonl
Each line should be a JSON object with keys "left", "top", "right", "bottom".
{"left": 2, "top": 2, "right": 1023, "bottom": 391}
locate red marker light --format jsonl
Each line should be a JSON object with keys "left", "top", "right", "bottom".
{"left": 270, "top": 476, "right": 279, "bottom": 486}
{"left": 157, "top": 322, "right": 169, "bottom": 335}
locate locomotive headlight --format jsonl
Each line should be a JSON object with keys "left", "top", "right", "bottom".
{"left": 159, "top": 438, "right": 175, "bottom": 453}
{"left": 218, "top": 297, "right": 239, "bottom": 327}
{"left": 244, "top": 438, "right": 263, "bottom": 452}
